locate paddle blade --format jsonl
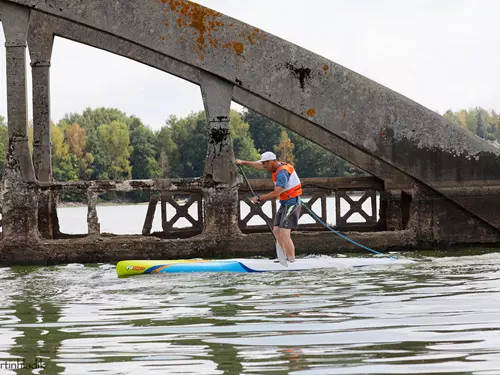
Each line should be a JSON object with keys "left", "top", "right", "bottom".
{"left": 276, "top": 242, "right": 288, "bottom": 267}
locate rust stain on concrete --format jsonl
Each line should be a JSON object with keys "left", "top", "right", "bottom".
{"left": 306, "top": 108, "right": 316, "bottom": 117}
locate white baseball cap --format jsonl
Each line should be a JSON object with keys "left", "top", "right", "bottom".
{"left": 257, "top": 151, "right": 277, "bottom": 162}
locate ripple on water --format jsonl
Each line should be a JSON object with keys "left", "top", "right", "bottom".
{"left": 0, "top": 251, "right": 500, "bottom": 374}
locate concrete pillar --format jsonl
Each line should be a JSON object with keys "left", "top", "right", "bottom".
{"left": 1, "top": 2, "right": 39, "bottom": 242}
{"left": 142, "top": 194, "right": 158, "bottom": 235}
{"left": 28, "top": 13, "right": 53, "bottom": 183}
{"left": 87, "top": 189, "right": 100, "bottom": 237}
{"left": 37, "top": 189, "right": 53, "bottom": 238}
{"left": 51, "top": 189, "right": 61, "bottom": 237}
{"left": 405, "top": 183, "right": 435, "bottom": 246}
{"left": 200, "top": 72, "right": 240, "bottom": 238}
{"left": 160, "top": 191, "right": 168, "bottom": 233}
{"left": 28, "top": 12, "right": 58, "bottom": 238}
{"left": 382, "top": 191, "right": 415, "bottom": 235}
{"left": 380, "top": 189, "right": 404, "bottom": 231}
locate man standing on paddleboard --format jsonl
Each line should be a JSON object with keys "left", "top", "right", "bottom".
{"left": 236, "top": 152, "right": 302, "bottom": 262}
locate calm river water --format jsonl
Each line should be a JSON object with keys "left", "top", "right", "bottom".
{"left": 1, "top": 205, "right": 500, "bottom": 374}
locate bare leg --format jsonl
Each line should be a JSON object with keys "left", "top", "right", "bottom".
{"left": 273, "top": 226, "right": 281, "bottom": 240}
{"left": 279, "top": 228, "right": 295, "bottom": 262}
{"left": 273, "top": 226, "right": 285, "bottom": 258}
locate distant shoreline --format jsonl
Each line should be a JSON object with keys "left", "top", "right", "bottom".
{"left": 58, "top": 201, "right": 149, "bottom": 208}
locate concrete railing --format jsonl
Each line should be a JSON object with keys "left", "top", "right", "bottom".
{"left": 38, "top": 176, "right": 385, "bottom": 238}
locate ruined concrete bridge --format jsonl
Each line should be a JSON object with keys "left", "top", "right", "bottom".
{"left": 1, "top": 0, "right": 500, "bottom": 265}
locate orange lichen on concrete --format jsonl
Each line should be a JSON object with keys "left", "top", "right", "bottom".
{"left": 306, "top": 108, "right": 317, "bottom": 117}
{"left": 223, "top": 41, "right": 244, "bottom": 55}
{"left": 249, "top": 27, "right": 265, "bottom": 44}
{"left": 232, "top": 42, "right": 244, "bottom": 55}
{"left": 323, "top": 65, "right": 329, "bottom": 71}
{"left": 157, "top": 0, "right": 264, "bottom": 59}
{"left": 158, "top": 0, "right": 222, "bottom": 58}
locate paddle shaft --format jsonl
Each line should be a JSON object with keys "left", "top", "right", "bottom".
{"left": 237, "top": 165, "right": 278, "bottom": 243}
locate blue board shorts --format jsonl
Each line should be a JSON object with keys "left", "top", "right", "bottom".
{"left": 274, "top": 203, "right": 301, "bottom": 229}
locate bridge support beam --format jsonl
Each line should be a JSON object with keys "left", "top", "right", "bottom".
{"left": 200, "top": 73, "right": 241, "bottom": 238}
{"left": 28, "top": 12, "right": 59, "bottom": 239}
{"left": 1, "top": 2, "right": 39, "bottom": 243}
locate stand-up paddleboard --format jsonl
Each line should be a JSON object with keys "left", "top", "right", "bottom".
{"left": 116, "top": 256, "right": 412, "bottom": 277}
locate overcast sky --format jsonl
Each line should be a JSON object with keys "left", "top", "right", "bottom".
{"left": 0, "top": 0, "right": 499, "bottom": 129}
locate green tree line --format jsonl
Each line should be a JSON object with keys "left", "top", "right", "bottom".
{"left": 441, "top": 107, "right": 500, "bottom": 143}
{"left": 0, "top": 108, "right": 362, "bottom": 183}
{"left": 1, "top": 107, "right": 499, "bottom": 188}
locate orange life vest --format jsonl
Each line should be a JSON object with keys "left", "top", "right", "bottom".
{"left": 272, "top": 163, "right": 302, "bottom": 201}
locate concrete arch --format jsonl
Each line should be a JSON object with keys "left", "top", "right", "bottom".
{"left": 2, "top": 0, "right": 500, "bottom": 232}
{"left": 26, "top": 10, "right": 411, "bottom": 188}
{"left": 3, "top": 0, "right": 497, "bottom": 178}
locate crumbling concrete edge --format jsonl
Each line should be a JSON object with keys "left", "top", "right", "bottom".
{"left": 0, "top": 229, "right": 419, "bottom": 266}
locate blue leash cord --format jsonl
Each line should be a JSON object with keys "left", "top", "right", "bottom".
{"left": 300, "top": 200, "right": 398, "bottom": 260}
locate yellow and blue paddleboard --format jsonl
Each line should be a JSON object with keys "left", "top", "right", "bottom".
{"left": 116, "top": 256, "right": 409, "bottom": 277}
{"left": 116, "top": 259, "right": 255, "bottom": 277}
